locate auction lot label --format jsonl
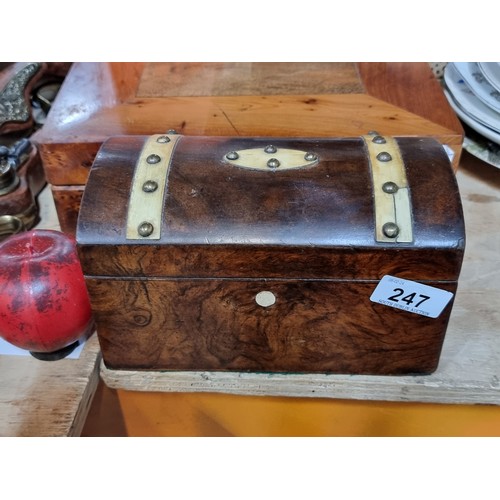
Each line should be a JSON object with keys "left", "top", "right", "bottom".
{"left": 370, "top": 275, "right": 454, "bottom": 318}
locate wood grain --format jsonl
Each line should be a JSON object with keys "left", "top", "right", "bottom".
{"left": 137, "top": 62, "right": 364, "bottom": 97}
{"left": 77, "top": 135, "right": 464, "bottom": 280}
{"left": 358, "top": 62, "right": 463, "bottom": 136}
{"left": 89, "top": 278, "right": 456, "bottom": 375}
{"left": 32, "top": 63, "right": 464, "bottom": 234}
{"left": 96, "top": 151, "right": 500, "bottom": 404}
{"left": 0, "top": 335, "right": 100, "bottom": 436}
{"left": 78, "top": 134, "right": 464, "bottom": 375}
{"left": 51, "top": 185, "right": 84, "bottom": 236}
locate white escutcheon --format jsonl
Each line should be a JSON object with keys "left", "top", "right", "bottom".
{"left": 255, "top": 291, "right": 276, "bottom": 308}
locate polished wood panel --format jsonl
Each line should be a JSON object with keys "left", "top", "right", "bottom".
{"left": 32, "top": 63, "right": 464, "bottom": 235}
{"left": 77, "top": 135, "right": 464, "bottom": 280}
{"left": 77, "top": 135, "right": 464, "bottom": 375}
{"left": 97, "top": 152, "right": 500, "bottom": 406}
{"left": 137, "top": 62, "right": 364, "bottom": 96}
{"left": 51, "top": 185, "right": 84, "bottom": 235}
{"left": 87, "top": 278, "right": 456, "bottom": 374}
{"left": 358, "top": 62, "right": 462, "bottom": 135}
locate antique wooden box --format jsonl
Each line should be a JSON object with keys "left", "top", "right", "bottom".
{"left": 33, "top": 62, "right": 464, "bottom": 235}
{"left": 76, "top": 133, "right": 465, "bottom": 375}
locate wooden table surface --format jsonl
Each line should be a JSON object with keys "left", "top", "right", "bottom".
{"left": 0, "top": 186, "right": 102, "bottom": 437}
{"left": 0, "top": 148, "right": 498, "bottom": 437}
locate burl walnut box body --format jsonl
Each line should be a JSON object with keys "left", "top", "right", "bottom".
{"left": 76, "top": 133, "right": 465, "bottom": 375}
{"left": 33, "top": 62, "right": 464, "bottom": 236}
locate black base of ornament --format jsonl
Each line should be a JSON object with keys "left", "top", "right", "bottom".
{"left": 29, "top": 340, "right": 80, "bottom": 361}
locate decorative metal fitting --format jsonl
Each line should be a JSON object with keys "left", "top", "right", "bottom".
{"left": 138, "top": 222, "right": 154, "bottom": 237}
{"left": 142, "top": 180, "right": 158, "bottom": 193}
{"left": 146, "top": 154, "right": 161, "bottom": 164}
{"left": 226, "top": 151, "right": 239, "bottom": 160}
{"left": 372, "top": 135, "right": 387, "bottom": 144}
{"left": 167, "top": 129, "right": 178, "bottom": 135}
{"left": 264, "top": 145, "right": 277, "bottom": 154}
{"left": 0, "top": 162, "right": 19, "bottom": 195}
{"left": 156, "top": 136, "right": 171, "bottom": 143}
{"left": 382, "top": 222, "right": 399, "bottom": 239}
{"left": 267, "top": 158, "right": 280, "bottom": 169}
{"left": 367, "top": 130, "right": 380, "bottom": 136}
{"left": 376, "top": 152, "right": 392, "bottom": 162}
{"left": 0, "top": 215, "right": 24, "bottom": 239}
{"left": 382, "top": 181, "right": 399, "bottom": 194}
{"left": 304, "top": 152, "right": 318, "bottom": 161}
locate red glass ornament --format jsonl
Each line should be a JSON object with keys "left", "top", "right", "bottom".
{"left": 0, "top": 229, "right": 93, "bottom": 358}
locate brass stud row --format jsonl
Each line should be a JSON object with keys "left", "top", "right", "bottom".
{"left": 363, "top": 133, "right": 412, "bottom": 243}
{"left": 225, "top": 147, "right": 318, "bottom": 168}
{"left": 127, "top": 133, "right": 181, "bottom": 240}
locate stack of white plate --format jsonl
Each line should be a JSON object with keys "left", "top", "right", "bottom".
{"left": 443, "top": 62, "right": 500, "bottom": 167}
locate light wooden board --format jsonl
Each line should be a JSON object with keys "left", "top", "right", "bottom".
{"left": 0, "top": 335, "right": 101, "bottom": 436}
{"left": 101, "top": 151, "right": 500, "bottom": 405}
{"left": 0, "top": 185, "right": 102, "bottom": 436}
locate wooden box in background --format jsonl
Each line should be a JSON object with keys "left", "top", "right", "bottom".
{"left": 32, "top": 62, "right": 463, "bottom": 235}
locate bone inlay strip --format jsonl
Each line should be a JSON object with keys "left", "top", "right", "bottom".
{"left": 363, "top": 135, "right": 413, "bottom": 243}
{"left": 126, "top": 134, "right": 180, "bottom": 240}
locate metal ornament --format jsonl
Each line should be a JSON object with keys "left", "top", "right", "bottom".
{"left": 363, "top": 135, "right": 413, "bottom": 244}
{"left": 224, "top": 146, "right": 318, "bottom": 171}
{"left": 0, "top": 63, "right": 42, "bottom": 130}
{"left": 0, "top": 162, "right": 19, "bottom": 196}
{"left": 376, "top": 152, "right": 392, "bottom": 162}
{"left": 138, "top": 222, "right": 154, "bottom": 237}
{"left": 226, "top": 152, "right": 239, "bottom": 160}
{"left": 142, "top": 180, "right": 158, "bottom": 193}
{"left": 372, "top": 135, "right": 387, "bottom": 144}
{"left": 382, "top": 222, "right": 400, "bottom": 238}
{"left": 382, "top": 181, "right": 399, "bottom": 194}
{"left": 126, "top": 134, "right": 181, "bottom": 240}
{"left": 147, "top": 154, "right": 161, "bottom": 164}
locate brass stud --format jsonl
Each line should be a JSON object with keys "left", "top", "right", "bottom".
{"left": 382, "top": 222, "right": 399, "bottom": 239}
{"left": 382, "top": 181, "right": 399, "bottom": 194}
{"left": 226, "top": 151, "right": 239, "bottom": 160}
{"left": 147, "top": 154, "right": 161, "bottom": 164}
{"left": 142, "top": 180, "right": 158, "bottom": 193}
{"left": 372, "top": 135, "right": 387, "bottom": 144}
{"left": 138, "top": 222, "right": 154, "bottom": 237}
{"left": 264, "top": 145, "right": 277, "bottom": 154}
{"left": 267, "top": 158, "right": 280, "bottom": 169}
{"left": 304, "top": 152, "right": 318, "bottom": 161}
{"left": 377, "top": 152, "right": 392, "bottom": 162}
{"left": 156, "top": 136, "right": 171, "bottom": 143}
